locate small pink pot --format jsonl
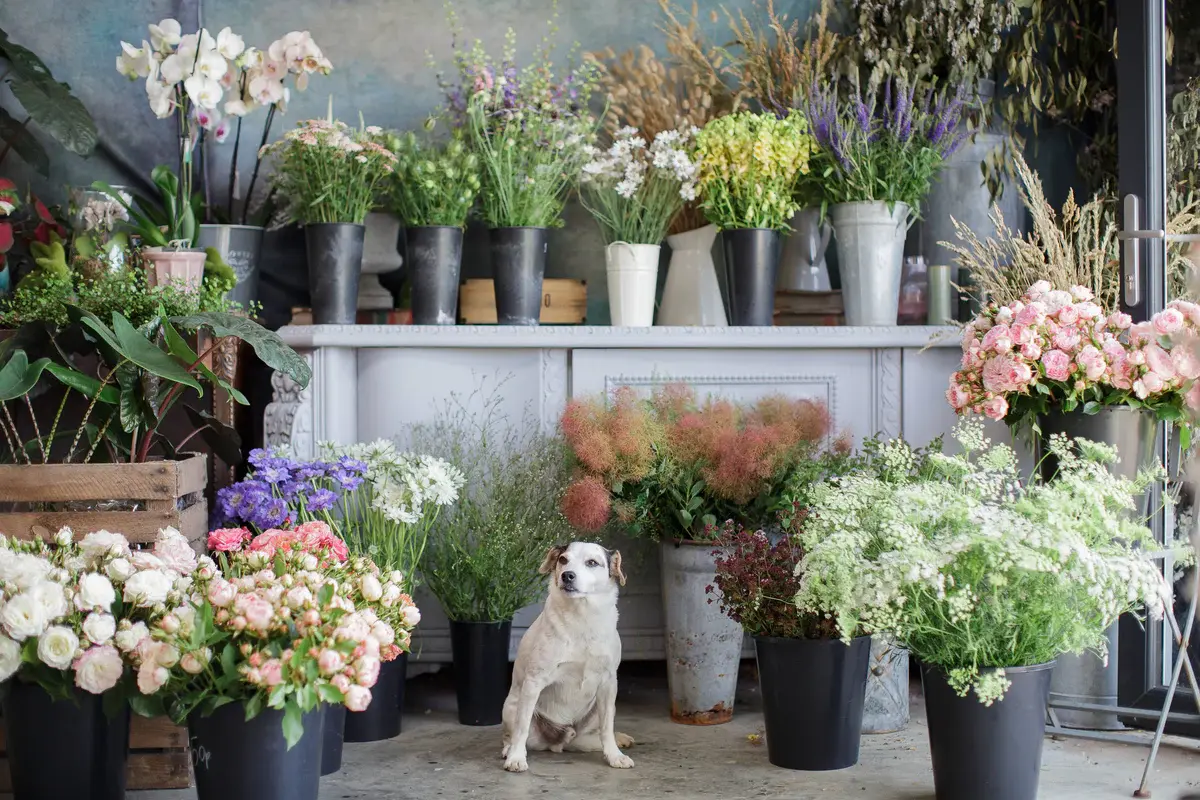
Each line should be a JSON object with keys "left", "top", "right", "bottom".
{"left": 142, "top": 248, "right": 206, "bottom": 291}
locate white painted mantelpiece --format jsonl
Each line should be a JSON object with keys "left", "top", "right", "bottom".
{"left": 265, "top": 324, "right": 962, "bottom": 662}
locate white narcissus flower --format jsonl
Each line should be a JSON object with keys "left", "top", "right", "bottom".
{"left": 123, "top": 570, "right": 174, "bottom": 607}
{"left": 1, "top": 593, "right": 48, "bottom": 640}
{"left": 0, "top": 635, "right": 21, "bottom": 682}
{"left": 216, "top": 27, "right": 245, "bottom": 60}
{"left": 74, "top": 645, "right": 124, "bottom": 694}
{"left": 148, "top": 18, "right": 182, "bottom": 52}
{"left": 76, "top": 573, "right": 116, "bottom": 611}
{"left": 82, "top": 612, "right": 116, "bottom": 645}
{"left": 37, "top": 625, "right": 79, "bottom": 670}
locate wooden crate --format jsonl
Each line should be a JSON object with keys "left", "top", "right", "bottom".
{"left": 0, "top": 715, "right": 193, "bottom": 790}
{"left": 0, "top": 454, "right": 208, "bottom": 548}
{"left": 775, "top": 290, "right": 845, "bottom": 326}
{"left": 459, "top": 278, "right": 587, "bottom": 324}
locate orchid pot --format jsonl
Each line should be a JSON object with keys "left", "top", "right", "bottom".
{"left": 605, "top": 242, "right": 659, "bottom": 327}
{"left": 142, "top": 247, "right": 206, "bottom": 292}
{"left": 2, "top": 680, "right": 131, "bottom": 800}
{"left": 196, "top": 224, "right": 264, "bottom": 309}
{"left": 305, "top": 222, "right": 365, "bottom": 325}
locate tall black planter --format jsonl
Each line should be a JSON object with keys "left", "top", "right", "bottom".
{"left": 344, "top": 652, "right": 407, "bottom": 742}
{"left": 722, "top": 227, "right": 782, "bottom": 326}
{"left": 189, "top": 701, "right": 323, "bottom": 800}
{"left": 449, "top": 619, "right": 512, "bottom": 725}
{"left": 2, "top": 680, "right": 130, "bottom": 800}
{"left": 408, "top": 226, "right": 464, "bottom": 324}
{"left": 489, "top": 227, "right": 548, "bottom": 325}
{"left": 922, "top": 662, "right": 1054, "bottom": 800}
{"left": 321, "top": 703, "right": 346, "bottom": 776}
{"left": 754, "top": 635, "right": 871, "bottom": 770}
{"left": 305, "top": 222, "right": 365, "bottom": 324}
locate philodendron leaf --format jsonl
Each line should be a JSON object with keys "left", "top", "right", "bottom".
{"left": 111, "top": 313, "right": 202, "bottom": 396}
{"left": 44, "top": 363, "right": 119, "bottom": 404}
{"left": 161, "top": 320, "right": 248, "bottom": 404}
{"left": 0, "top": 351, "right": 51, "bottom": 401}
{"left": 171, "top": 312, "right": 311, "bottom": 387}
{"left": 0, "top": 27, "right": 97, "bottom": 156}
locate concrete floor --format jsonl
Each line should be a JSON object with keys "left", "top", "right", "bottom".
{"left": 107, "top": 664, "right": 1200, "bottom": 799}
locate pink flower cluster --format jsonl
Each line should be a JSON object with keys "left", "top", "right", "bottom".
{"left": 208, "top": 521, "right": 349, "bottom": 564}
{"left": 948, "top": 281, "right": 1200, "bottom": 421}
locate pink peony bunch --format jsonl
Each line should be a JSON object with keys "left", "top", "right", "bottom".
{"left": 947, "top": 280, "right": 1200, "bottom": 427}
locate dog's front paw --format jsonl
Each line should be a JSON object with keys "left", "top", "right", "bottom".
{"left": 605, "top": 751, "right": 635, "bottom": 769}
{"left": 503, "top": 754, "right": 529, "bottom": 773}
{"left": 501, "top": 743, "right": 510, "bottom": 759}
{"left": 615, "top": 732, "right": 635, "bottom": 748}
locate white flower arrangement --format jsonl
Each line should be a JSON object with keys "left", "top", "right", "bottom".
{"left": 318, "top": 440, "right": 464, "bottom": 588}
{"left": 0, "top": 527, "right": 197, "bottom": 696}
{"left": 795, "top": 419, "right": 1183, "bottom": 705}
{"left": 579, "top": 126, "right": 699, "bottom": 244}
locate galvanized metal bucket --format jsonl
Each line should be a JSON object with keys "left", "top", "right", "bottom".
{"left": 660, "top": 540, "right": 743, "bottom": 724}
{"left": 1038, "top": 407, "right": 1156, "bottom": 730}
{"left": 830, "top": 201, "right": 910, "bottom": 326}
{"left": 862, "top": 637, "right": 911, "bottom": 733}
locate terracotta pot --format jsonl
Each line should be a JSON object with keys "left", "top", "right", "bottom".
{"left": 143, "top": 248, "right": 207, "bottom": 291}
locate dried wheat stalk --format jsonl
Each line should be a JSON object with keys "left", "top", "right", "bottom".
{"left": 727, "top": 0, "right": 842, "bottom": 114}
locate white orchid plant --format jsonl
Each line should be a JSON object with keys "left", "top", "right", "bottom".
{"left": 0, "top": 526, "right": 197, "bottom": 702}
{"left": 318, "top": 439, "right": 465, "bottom": 591}
{"left": 579, "top": 126, "right": 699, "bottom": 245}
{"left": 116, "top": 20, "right": 332, "bottom": 227}
{"left": 794, "top": 419, "right": 1184, "bottom": 705}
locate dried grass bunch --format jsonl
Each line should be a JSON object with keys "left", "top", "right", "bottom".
{"left": 940, "top": 151, "right": 1120, "bottom": 309}
{"left": 726, "top": 0, "right": 842, "bottom": 116}
{"left": 1169, "top": 80, "right": 1200, "bottom": 298}
{"left": 588, "top": 1, "right": 746, "bottom": 233}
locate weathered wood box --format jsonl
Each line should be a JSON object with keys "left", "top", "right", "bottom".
{"left": 0, "top": 454, "right": 208, "bottom": 547}
{"left": 0, "top": 715, "right": 193, "bottom": 790}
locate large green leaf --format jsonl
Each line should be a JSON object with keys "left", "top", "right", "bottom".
{"left": 171, "top": 312, "right": 311, "bottom": 387}
{"left": 68, "top": 305, "right": 124, "bottom": 366}
{"left": 0, "top": 106, "right": 49, "bottom": 176}
{"left": 162, "top": 320, "right": 248, "bottom": 404}
{"left": 0, "top": 27, "right": 97, "bottom": 156}
{"left": 110, "top": 313, "right": 202, "bottom": 395}
{"left": 182, "top": 405, "right": 243, "bottom": 465}
{"left": 44, "top": 363, "right": 119, "bottom": 404}
{"left": 0, "top": 351, "right": 50, "bottom": 401}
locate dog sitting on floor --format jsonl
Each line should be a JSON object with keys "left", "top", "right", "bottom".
{"left": 500, "top": 542, "right": 635, "bottom": 773}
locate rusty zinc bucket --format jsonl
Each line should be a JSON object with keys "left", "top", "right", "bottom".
{"left": 660, "top": 539, "right": 744, "bottom": 724}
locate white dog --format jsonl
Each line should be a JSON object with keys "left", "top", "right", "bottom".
{"left": 500, "top": 542, "right": 635, "bottom": 773}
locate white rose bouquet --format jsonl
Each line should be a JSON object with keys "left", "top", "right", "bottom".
{"left": 796, "top": 419, "right": 1184, "bottom": 704}
{"left": 0, "top": 526, "right": 195, "bottom": 698}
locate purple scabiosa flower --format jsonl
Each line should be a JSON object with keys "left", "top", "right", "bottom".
{"left": 306, "top": 488, "right": 338, "bottom": 512}
{"left": 293, "top": 461, "right": 330, "bottom": 482}
{"left": 247, "top": 448, "right": 272, "bottom": 469}
{"left": 257, "top": 462, "right": 291, "bottom": 485}
{"left": 261, "top": 497, "right": 290, "bottom": 529}
{"left": 218, "top": 484, "right": 247, "bottom": 522}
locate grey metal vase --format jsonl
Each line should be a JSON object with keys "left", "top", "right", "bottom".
{"left": 830, "top": 201, "right": 910, "bottom": 326}
{"left": 862, "top": 638, "right": 910, "bottom": 733}
{"left": 305, "top": 223, "right": 365, "bottom": 325}
{"left": 1038, "top": 406, "right": 1156, "bottom": 730}
{"left": 778, "top": 208, "right": 833, "bottom": 291}
{"left": 197, "top": 224, "right": 265, "bottom": 309}
{"left": 660, "top": 540, "right": 743, "bottom": 724}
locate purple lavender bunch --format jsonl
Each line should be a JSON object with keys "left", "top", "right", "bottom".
{"left": 218, "top": 449, "right": 367, "bottom": 531}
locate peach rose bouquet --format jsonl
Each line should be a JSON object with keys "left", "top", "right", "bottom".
{"left": 947, "top": 280, "right": 1200, "bottom": 439}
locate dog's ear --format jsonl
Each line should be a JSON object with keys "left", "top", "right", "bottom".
{"left": 609, "top": 550, "right": 627, "bottom": 587}
{"left": 539, "top": 544, "right": 567, "bottom": 575}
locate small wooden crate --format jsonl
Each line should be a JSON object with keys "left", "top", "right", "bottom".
{"left": 0, "top": 454, "right": 208, "bottom": 548}
{"left": 0, "top": 716, "right": 193, "bottom": 791}
{"left": 774, "top": 290, "right": 845, "bottom": 326}
{"left": 459, "top": 278, "right": 587, "bottom": 324}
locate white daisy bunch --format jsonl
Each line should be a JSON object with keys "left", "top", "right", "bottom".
{"left": 318, "top": 440, "right": 464, "bottom": 587}
{"left": 579, "top": 126, "right": 698, "bottom": 245}
{"left": 0, "top": 527, "right": 197, "bottom": 696}
{"left": 795, "top": 419, "right": 1181, "bottom": 705}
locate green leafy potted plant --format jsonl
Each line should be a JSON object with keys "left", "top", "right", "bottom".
{"left": 446, "top": 14, "right": 598, "bottom": 325}
{"left": 796, "top": 421, "right": 1180, "bottom": 800}
{"left": 414, "top": 387, "right": 573, "bottom": 725}
{"left": 693, "top": 110, "right": 814, "bottom": 325}
{"left": 579, "top": 127, "right": 697, "bottom": 327}
{"left": 259, "top": 116, "right": 397, "bottom": 324}
{"left": 383, "top": 125, "right": 481, "bottom": 324}
{"left": 560, "top": 384, "right": 834, "bottom": 725}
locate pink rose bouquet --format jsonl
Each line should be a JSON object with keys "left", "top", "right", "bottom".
{"left": 948, "top": 280, "right": 1200, "bottom": 435}
{"left": 0, "top": 526, "right": 195, "bottom": 698}
{"left": 131, "top": 537, "right": 398, "bottom": 748}
{"left": 334, "top": 557, "right": 420, "bottom": 662}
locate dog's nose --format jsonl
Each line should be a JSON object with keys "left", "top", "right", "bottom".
{"left": 561, "top": 571, "right": 576, "bottom": 584}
